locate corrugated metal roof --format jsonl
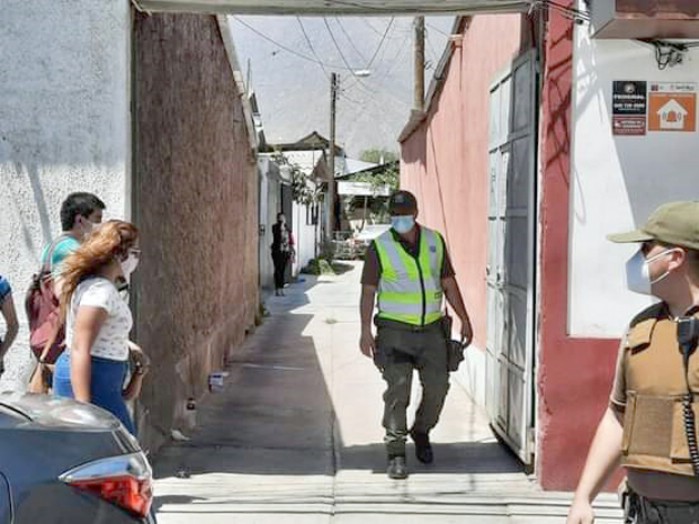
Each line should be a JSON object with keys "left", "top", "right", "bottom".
{"left": 136, "top": 0, "right": 530, "bottom": 16}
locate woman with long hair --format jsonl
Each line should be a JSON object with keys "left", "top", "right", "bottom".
{"left": 53, "top": 220, "right": 146, "bottom": 435}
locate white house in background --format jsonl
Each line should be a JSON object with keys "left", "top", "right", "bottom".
{"left": 280, "top": 149, "right": 323, "bottom": 276}
{"left": 344, "top": 157, "right": 378, "bottom": 176}
{"left": 257, "top": 131, "right": 380, "bottom": 281}
{"left": 259, "top": 132, "right": 335, "bottom": 278}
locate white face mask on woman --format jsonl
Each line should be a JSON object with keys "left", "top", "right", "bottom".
{"left": 120, "top": 253, "right": 140, "bottom": 278}
{"left": 625, "top": 248, "right": 678, "bottom": 295}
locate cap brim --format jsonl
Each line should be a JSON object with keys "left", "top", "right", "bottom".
{"left": 389, "top": 205, "right": 416, "bottom": 215}
{"left": 606, "top": 229, "right": 655, "bottom": 243}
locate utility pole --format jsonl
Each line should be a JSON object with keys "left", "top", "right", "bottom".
{"left": 326, "top": 72, "right": 338, "bottom": 244}
{"left": 414, "top": 16, "right": 425, "bottom": 111}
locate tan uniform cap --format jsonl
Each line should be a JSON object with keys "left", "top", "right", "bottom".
{"left": 607, "top": 201, "right": 699, "bottom": 250}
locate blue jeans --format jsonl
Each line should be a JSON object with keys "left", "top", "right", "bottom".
{"left": 53, "top": 352, "right": 135, "bottom": 435}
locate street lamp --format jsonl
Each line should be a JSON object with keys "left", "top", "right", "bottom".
{"left": 325, "top": 69, "right": 371, "bottom": 245}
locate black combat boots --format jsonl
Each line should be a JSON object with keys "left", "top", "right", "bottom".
{"left": 387, "top": 455, "right": 408, "bottom": 479}
{"left": 410, "top": 430, "right": 434, "bottom": 464}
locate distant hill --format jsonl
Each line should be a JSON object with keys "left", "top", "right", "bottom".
{"left": 228, "top": 16, "right": 454, "bottom": 157}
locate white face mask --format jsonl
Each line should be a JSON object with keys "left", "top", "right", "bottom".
{"left": 81, "top": 218, "right": 98, "bottom": 238}
{"left": 120, "top": 253, "right": 140, "bottom": 278}
{"left": 625, "top": 248, "right": 677, "bottom": 295}
{"left": 391, "top": 215, "right": 416, "bottom": 235}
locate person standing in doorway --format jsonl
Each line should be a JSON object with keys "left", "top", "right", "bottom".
{"left": 271, "top": 213, "right": 295, "bottom": 296}
{"left": 359, "top": 190, "right": 473, "bottom": 479}
{"left": 567, "top": 201, "right": 699, "bottom": 524}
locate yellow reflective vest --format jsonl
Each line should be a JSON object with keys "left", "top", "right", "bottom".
{"left": 374, "top": 226, "right": 445, "bottom": 326}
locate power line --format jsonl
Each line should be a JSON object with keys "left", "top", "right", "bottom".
{"left": 233, "top": 17, "right": 357, "bottom": 72}
{"left": 343, "top": 73, "right": 412, "bottom": 112}
{"left": 325, "top": 0, "right": 390, "bottom": 12}
{"left": 528, "top": 0, "right": 590, "bottom": 22}
{"left": 297, "top": 17, "right": 331, "bottom": 80}
{"left": 323, "top": 17, "right": 363, "bottom": 77}
{"left": 377, "top": 31, "right": 411, "bottom": 82}
{"left": 425, "top": 27, "right": 441, "bottom": 69}
{"left": 341, "top": 16, "right": 395, "bottom": 96}
{"left": 366, "top": 17, "right": 395, "bottom": 69}
{"left": 322, "top": 17, "right": 380, "bottom": 112}
{"left": 426, "top": 21, "right": 451, "bottom": 38}
{"left": 335, "top": 17, "right": 368, "bottom": 63}
{"left": 362, "top": 18, "right": 385, "bottom": 38}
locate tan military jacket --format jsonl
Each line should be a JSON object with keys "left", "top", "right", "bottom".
{"left": 611, "top": 302, "right": 699, "bottom": 496}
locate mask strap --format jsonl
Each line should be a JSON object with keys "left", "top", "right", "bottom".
{"left": 647, "top": 248, "right": 681, "bottom": 264}
{"left": 648, "top": 248, "right": 683, "bottom": 285}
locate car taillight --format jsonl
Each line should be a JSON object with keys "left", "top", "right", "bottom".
{"left": 59, "top": 452, "right": 153, "bottom": 518}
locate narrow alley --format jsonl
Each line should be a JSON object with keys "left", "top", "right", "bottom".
{"left": 153, "top": 264, "right": 622, "bottom": 523}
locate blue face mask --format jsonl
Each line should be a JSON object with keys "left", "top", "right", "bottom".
{"left": 391, "top": 215, "right": 415, "bottom": 234}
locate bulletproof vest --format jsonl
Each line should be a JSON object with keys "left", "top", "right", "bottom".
{"left": 620, "top": 303, "right": 699, "bottom": 477}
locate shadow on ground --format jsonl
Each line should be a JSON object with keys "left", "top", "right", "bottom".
{"left": 152, "top": 268, "right": 527, "bottom": 518}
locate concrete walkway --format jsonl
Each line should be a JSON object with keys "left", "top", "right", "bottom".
{"left": 153, "top": 263, "right": 622, "bottom": 523}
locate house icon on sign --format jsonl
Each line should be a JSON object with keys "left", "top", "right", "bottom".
{"left": 657, "top": 99, "right": 688, "bottom": 130}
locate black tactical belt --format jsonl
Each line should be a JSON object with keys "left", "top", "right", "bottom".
{"left": 374, "top": 317, "right": 444, "bottom": 333}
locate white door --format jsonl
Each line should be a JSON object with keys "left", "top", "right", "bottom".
{"left": 485, "top": 50, "right": 538, "bottom": 465}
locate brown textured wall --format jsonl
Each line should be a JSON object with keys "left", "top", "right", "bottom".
{"left": 133, "top": 13, "right": 258, "bottom": 451}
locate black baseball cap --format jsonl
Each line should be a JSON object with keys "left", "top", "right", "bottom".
{"left": 388, "top": 190, "right": 418, "bottom": 215}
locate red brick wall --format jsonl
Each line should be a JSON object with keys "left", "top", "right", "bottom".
{"left": 133, "top": 13, "right": 258, "bottom": 451}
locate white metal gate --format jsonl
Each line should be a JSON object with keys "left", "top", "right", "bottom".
{"left": 485, "top": 50, "right": 538, "bottom": 465}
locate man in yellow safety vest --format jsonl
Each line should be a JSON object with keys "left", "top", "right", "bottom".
{"left": 359, "top": 190, "right": 473, "bottom": 479}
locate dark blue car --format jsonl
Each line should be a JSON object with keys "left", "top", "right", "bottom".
{"left": 0, "top": 393, "right": 154, "bottom": 523}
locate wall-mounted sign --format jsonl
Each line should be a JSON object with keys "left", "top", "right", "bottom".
{"left": 612, "top": 81, "right": 647, "bottom": 136}
{"left": 648, "top": 82, "right": 697, "bottom": 133}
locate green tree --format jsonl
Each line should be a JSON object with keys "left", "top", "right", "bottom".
{"left": 359, "top": 148, "right": 398, "bottom": 165}
{"left": 351, "top": 163, "right": 399, "bottom": 192}
{"left": 347, "top": 161, "right": 399, "bottom": 225}
{"left": 271, "top": 152, "right": 320, "bottom": 206}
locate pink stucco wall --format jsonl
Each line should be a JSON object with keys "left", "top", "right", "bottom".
{"left": 400, "top": 16, "right": 522, "bottom": 349}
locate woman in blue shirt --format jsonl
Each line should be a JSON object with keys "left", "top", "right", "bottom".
{"left": 0, "top": 276, "right": 19, "bottom": 376}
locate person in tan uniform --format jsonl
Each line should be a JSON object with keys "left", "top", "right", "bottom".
{"left": 567, "top": 201, "right": 699, "bottom": 524}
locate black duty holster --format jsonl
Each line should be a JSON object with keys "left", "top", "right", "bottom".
{"left": 441, "top": 315, "right": 465, "bottom": 372}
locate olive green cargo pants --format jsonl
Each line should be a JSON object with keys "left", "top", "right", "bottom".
{"left": 374, "top": 319, "right": 449, "bottom": 457}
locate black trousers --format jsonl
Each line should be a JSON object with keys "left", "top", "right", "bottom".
{"left": 272, "top": 250, "right": 290, "bottom": 290}
{"left": 626, "top": 491, "right": 699, "bottom": 523}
